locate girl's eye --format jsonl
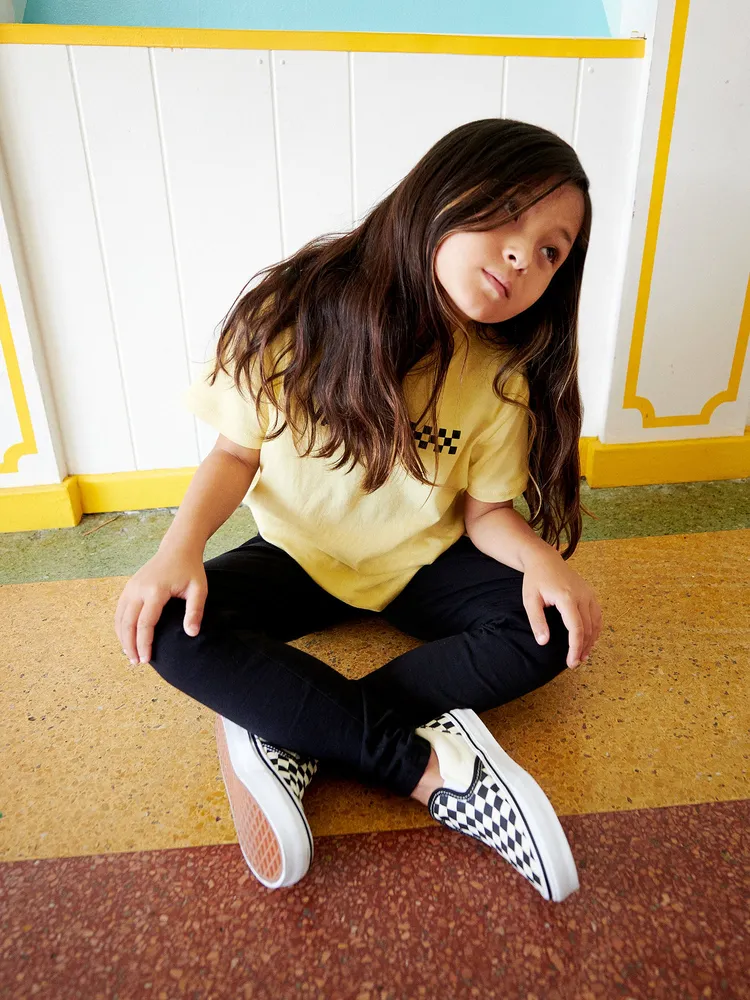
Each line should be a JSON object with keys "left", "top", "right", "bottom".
{"left": 542, "top": 246, "right": 559, "bottom": 264}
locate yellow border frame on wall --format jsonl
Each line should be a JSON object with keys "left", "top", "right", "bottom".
{"left": 0, "top": 284, "right": 37, "bottom": 473}
{"left": 623, "top": 0, "right": 750, "bottom": 428}
{"left": 0, "top": 23, "right": 645, "bottom": 57}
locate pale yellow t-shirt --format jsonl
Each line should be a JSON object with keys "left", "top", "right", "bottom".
{"left": 184, "top": 330, "right": 529, "bottom": 611}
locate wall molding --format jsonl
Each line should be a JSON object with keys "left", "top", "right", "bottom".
{"left": 0, "top": 23, "right": 646, "bottom": 58}
{"left": 2, "top": 433, "right": 749, "bottom": 532}
{"left": 581, "top": 427, "right": 750, "bottom": 488}
{"left": 620, "top": 0, "right": 749, "bottom": 429}
{"left": 0, "top": 284, "right": 37, "bottom": 473}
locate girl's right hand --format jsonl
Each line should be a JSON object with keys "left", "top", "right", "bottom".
{"left": 114, "top": 547, "right": 208, "bottom": 665}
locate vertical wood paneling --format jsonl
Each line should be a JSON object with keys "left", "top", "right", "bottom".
{"left": 152, "top": 47, "right": 282, "bottom": 459}
{"left": 0, "top": 43, "right": 649, "bottom": 471}
{"left": 0, "top": 44, "right": 135, "bottom": 474}
{"left": 504, "top": 57, "right": 580, "bottom": 141}
{"left": 271, "top": 50, "right": 353, "bottom": 255}
{"left": 575, "top": 58, "right": 642, "bottom": 437}
{"left": 72, "top": 45, "right": 199, "bottom": 470}
{"left": 351, "top": 52, "right": 505, "bottom": 219}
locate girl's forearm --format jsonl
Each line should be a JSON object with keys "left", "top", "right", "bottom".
{"left": 466, "top": 505, "right": 562, "bottom": 573}
{"left": 159, "top": 448, "right": 258, "bottom": 556}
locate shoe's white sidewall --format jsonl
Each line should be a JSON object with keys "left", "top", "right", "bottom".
{"left": 450, "top": 709, "right": 580, "bottom": 902}
{"left": 221, "top": 717, "right": 312, "bottom": 889}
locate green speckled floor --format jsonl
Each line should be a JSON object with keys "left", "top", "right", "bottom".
{"left": 1, "top": 478, "right": 748, "bottom": 584}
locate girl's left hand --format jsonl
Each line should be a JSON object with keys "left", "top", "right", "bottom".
{"left": 521, "top": 551, "right": 602, "bottom": 668}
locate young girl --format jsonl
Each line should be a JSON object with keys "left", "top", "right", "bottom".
{"left": 115, "top": 119, "right": 602, "bottom": 904}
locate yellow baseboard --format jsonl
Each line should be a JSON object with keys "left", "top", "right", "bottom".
{"left": 581, "top": 427, "right": 750, "bottom": 488}
{"left": 1, "top": 431, "right": 749, "bottom": 532}
{"left": 0, "top": 477, "right": 82, "bottom": 532}
{"left": 76, "top": 468, "right": 197, "bottom": 514}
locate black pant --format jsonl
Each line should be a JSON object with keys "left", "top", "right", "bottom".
{"left": 150, "top": 533, "right": 570, "bottom": 797}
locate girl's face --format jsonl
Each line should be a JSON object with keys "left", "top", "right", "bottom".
{"left": 434, "top": 183, "right": 585, "bottom": 325}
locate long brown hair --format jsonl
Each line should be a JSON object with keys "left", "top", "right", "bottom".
{"left": 212, "top": 119, "right": 592, "bottom": 557}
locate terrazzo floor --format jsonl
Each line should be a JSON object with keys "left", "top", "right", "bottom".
{"left": 1, "top": 479, "right": 749, "bottom": 999}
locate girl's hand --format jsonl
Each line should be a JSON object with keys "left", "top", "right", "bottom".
{"left": 114, "top": 547, "right": 208, "bottom": 666}
{"left": 522, "top": 551, "right": 602, "bottom": 668}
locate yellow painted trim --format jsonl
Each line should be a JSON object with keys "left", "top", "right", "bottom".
{"left": 623, "top": 0, "right": 690, "bottom": 426}
{"left": 578, "top": 437, "right": 594, "bottom": 477}
{"left": 2, "top": 432, "right": 749, "bottom": 531}
{"left": 585, "top": 427, "right": 750, "bottom": 488}
{"left": 0, "top": 285, "right": 37, "bottom": 474}
{"left": 622, "top": 2, "right": 749, "bottom": 428}
{"left": 76, "top": 468, "right": 197, "bottom": 514}
{"left": 0, "top": 477, "right": 81, "bottom": 531}
{"left": 0, "top": 23, "right": 645, "bottom": 58}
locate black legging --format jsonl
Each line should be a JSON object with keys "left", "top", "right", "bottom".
{"left": 150, "top": 533, "right": 570, "bottom": 797}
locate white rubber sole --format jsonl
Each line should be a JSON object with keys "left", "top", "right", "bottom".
{"left": 447, "top": 708, "right": 580, "bottom": 903}
{"left": 216, "top": 715, "right": 313, "bottom": 889}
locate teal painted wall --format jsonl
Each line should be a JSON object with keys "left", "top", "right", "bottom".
{"left": 23, "top": 0, "right": 613, "bottom": 37}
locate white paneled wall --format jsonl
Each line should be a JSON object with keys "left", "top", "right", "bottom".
{"left": 0, "top": 44, "right": 643, "bottom": 477}
{"left": 351, "top": 53, "right": 506, "bottom": 218}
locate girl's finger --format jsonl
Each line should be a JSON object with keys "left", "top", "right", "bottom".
{"left": 114, "top": 592, "right": 125, "bottom": 647}
{"left": 590, "top": 599, "right": 603, "bottom": 646}
{"left": 556, "top": 597, "right": 585, "bottom": 667}
{"left": 136, "top": 597, "right": 169, "bottom": 664}
{"left": 120, "top": 597, "right": 145, "bottom": 664}
{"left": 523, "top": 589, "right": 550, "bottom": 645}
{"left": 183, "top": 580, "right": 207, "bottom": 638}
{"left": 579, "top": 601, "right": 594, "bottom": 660}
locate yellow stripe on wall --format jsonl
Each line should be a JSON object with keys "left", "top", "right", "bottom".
{"left": 0, "top": 285, "right": 38, "bottom": 474}
{"left": 2, "top": 432, "right": 748, "bottom": 531}
{"left": 0, "top": 23, "right": 645, "bottom": 58}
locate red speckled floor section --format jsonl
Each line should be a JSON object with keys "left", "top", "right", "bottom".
{"left": 1, "top": 799, "right": 747, "bottom": 1000}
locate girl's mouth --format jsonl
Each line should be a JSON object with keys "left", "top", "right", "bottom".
{"left": 482, "top": 269, "right": 510, "bottom": 299}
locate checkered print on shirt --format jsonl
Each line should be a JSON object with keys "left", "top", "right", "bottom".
{"left": 410, "top": 422, "right": 461, "bottom": 454}
{"left": 255, "top": 738, "right": 319, "bottom": 801}
{"left": 422, "top": 715, "right": 546, "bottom": 891}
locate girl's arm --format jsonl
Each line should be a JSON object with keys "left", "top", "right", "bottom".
{"left": 160, "top": 435, "right": 260, "bottom": 556}
{"left": 464, "top": 494, "right": 602, "bottom": 669}
{"left": 114, "top": 435, "right": 260, "bottom": 665}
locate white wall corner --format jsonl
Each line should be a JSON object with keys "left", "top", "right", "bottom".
{"left": 602, "top": 0, "right": 623, "bottom": 36}
{"left": 602, "top": 0, "right": 677, "bottom": 444}
{"left": 1, "top": 0, "right": 26, "bottom": 22}
{"left": 619, "top": 0, "right": 659, "bottom": 38}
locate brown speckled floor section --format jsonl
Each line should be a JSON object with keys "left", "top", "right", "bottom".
{"left": 1, "top": 799, "right": 747, "bottom": 1000}
{"left": 2, "top": 530, "right": 748, "bottom": 862}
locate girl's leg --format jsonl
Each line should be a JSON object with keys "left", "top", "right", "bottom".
{"left": 362, "top": 534, "right": 570, "bottom": 725}
{"left": 364, "top": 534, "right": 580, "bottom": 902}
{"left": 149, "top": 535, "right": 431, "bottom": 796}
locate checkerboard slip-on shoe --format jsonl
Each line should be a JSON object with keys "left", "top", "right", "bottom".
{"left": 215, "top": 715, "right": 318, "bottom": 889}
{"left": 416, "top": 708, "right": 579, "bottom": 903}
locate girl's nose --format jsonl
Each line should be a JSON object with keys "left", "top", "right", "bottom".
{"left": 503, "top": 244, "right": 529, "bottom": 271}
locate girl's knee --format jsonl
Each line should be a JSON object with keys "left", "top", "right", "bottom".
{"left": 534, "top": 606, "right": 570, "bottom": 677}
{"left": 481, "top": 605, "right": 568, "bottom": 678}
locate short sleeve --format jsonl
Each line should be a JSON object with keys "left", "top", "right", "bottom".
{"left": 183, "top": 359, "right": 269, "bottom": 450}
{"left": 466, "top": 373, "right": 529, "bottom": 502}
